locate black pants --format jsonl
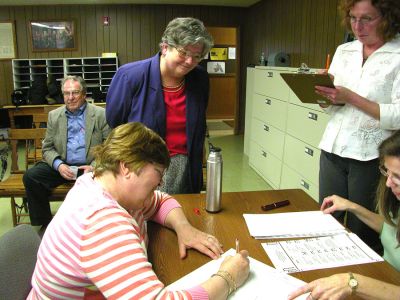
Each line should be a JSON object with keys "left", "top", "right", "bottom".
{"left": 319, "top": 150, "right": 382, "bottom": 252}
{"left": 23, "top": 162, "right": 73, "bottom": 226}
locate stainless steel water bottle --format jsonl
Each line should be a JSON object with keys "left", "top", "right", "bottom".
{"left": 206, "top": 144, "right": 223, "bottom": 213}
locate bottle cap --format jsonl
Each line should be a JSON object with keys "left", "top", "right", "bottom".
{"left": 209, "top": 142, "right": 221, "bottom": 152}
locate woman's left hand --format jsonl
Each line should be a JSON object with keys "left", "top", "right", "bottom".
{"left": 287, "top": 273, "right": 351, "bottom": 300}
{"left": 175, "top": 222, "right": 223, "bottom": 259}
{"left": 315, "top": 85, "right": 354, "bottom": 105}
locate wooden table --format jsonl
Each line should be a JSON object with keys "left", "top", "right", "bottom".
{"left": 3, "top": 102, "right": 106, "bottom": 128}
{"left": 147, "top": 189, "right": 400, "bottom": 297}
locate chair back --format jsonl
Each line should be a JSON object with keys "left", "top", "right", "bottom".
{"left": 32, "top": 113, "right": 48, "bottom": 128}
{"left": 0, "top": 224, "right": 41, "bottom": 300}
{"left": 8, "top": 128, "right": 47, "bottom": 173}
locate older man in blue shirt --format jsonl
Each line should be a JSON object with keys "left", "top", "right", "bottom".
{"left": 23, "top": 76, "right": 110, "bottom": 229}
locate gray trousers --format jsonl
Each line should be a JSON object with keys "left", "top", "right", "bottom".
{"left": 319, "top": 150, "right": 382, "bottom": 252}
{"left": 158, "top": 154, "right": 190, "bottom": 195}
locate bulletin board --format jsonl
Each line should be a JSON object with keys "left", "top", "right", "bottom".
{"left": 0, "top": 21, "right": 17, "bottom": 60}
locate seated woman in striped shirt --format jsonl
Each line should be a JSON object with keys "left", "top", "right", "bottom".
{"left": 28, "top": 122, "right": 249, "bottom": 300}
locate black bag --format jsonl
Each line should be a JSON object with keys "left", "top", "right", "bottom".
{"left": 47, "top": 77, "right": 63, "bottom": 104}
{"left": 28, "top": 76, "right": 48, "bottom": 105}
{"left": 11, "top": 89, "right": 27, "bottom": 107}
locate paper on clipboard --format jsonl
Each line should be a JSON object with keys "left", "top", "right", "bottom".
{"left": 280, "top": 73, "right": 334, "bottom": 105}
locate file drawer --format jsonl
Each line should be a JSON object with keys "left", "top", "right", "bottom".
{"left": 251, "top": 118, "right": 285, "bottom": 159}
{"left": 254, "top": 68, "right": 291, "bottom": 100}
{"left": 283, "top": 134, "right": 320, "bottom": 185}
{"left": 249, "top": 141, "right": 282, "bottom": 189}
{"left": 253, "top": 93, "right": 287, "bottom": 131}
{"left": 286, "top": 104, "right": 329, "bottom": 147}
{"left": 280, "top": 164, "right": 319, "bottom": 202}
{"left": 288, "top": 90, "right": 325, "bottom": 112}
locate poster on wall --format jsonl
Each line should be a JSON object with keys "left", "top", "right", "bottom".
{"left": 0, "top": 21, "right": 17, "bottom": 60}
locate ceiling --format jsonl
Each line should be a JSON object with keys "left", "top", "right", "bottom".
{"left": 0, "top": 0, "right": 261, "bottom": 7}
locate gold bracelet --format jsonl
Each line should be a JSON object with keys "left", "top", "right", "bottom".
{"left": 212, "top": 270, "right": 237, "bottom": 295}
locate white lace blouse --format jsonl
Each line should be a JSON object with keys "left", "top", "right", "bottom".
{"left": 319, "top": 34, "right": 400, "bottom": 161}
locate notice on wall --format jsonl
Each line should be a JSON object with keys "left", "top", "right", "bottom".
{"left": 210, "top": 47, "right": 228, "bottom": 61}
{"left": 207, "top": 61, "right": 225, "bottom": 74}
{"left": 228, "top": 47, "right": 236, "bottom": 59}
{"left": 0, "top": 22, "right": 16, "bottom": 60}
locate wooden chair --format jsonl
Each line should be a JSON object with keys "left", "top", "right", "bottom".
{"left": 0, "top": 128, "right": 73, "bottom": 226}
{"left": 26, "top": 113, "right": 48, "bottom": 168}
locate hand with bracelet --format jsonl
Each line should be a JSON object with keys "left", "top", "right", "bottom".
{"left": 287, "top": 273, "right": 400, "bottom": 300}
{"left": 201, "top": 250, "right": 250, "bottom": 299}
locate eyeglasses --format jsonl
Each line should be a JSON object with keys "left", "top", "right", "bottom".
{"left": 63, "top": 90, "right": 81, "bottom": 97}
{"left": 175, "top": 47, "right": 203, "bottom": 63}
{"left": 379, "top": 165, "right": 400, "bottom": 186}
{"left": 348, "top": 14, "right": 381, "bottom": 26}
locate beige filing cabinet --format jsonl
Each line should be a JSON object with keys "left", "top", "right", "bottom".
{"left": 246, "top": 66, "right": 329, "bottom": 201}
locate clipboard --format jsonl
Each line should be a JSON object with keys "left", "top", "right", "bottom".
{"left": 280, "top": 73, "right": 334, "bottom": 104}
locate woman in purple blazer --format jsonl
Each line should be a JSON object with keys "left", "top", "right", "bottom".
{"left": 106, "top": 17, "right": 213, "bottom": 194}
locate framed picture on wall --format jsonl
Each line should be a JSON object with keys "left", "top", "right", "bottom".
{"left": 29, "top": 20, "right": 77, "bottom": 52}
{"left": 0, "top": 21, "right": 17, "bottom": 59}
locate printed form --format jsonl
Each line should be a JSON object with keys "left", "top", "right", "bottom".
{"left": 262, "top": 233, "right": 383, "bottom": 273}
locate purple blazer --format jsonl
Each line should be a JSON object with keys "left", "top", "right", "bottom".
{"left": 106, "top": 53, "right": 209, "bottom": 193}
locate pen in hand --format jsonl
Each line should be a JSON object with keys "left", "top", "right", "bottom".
{"left": 235, "top": 238, "right": 239, "bottom": 254}
{"left": 261, "top": 199, "right": 290, "bottom": 211}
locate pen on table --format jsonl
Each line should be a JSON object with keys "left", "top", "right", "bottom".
{"left": 235, "top": 238, "right": 239, "bottom": 254}
{"left": 261, "top": 199, "right": 290, "bottom": 211}
{"left": 325, "top": 53, "right": 331, "bottom": 70}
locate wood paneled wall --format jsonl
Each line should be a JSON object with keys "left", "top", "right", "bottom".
{"left": 0, "top": 0, "right": 348, "bottom": 132}
{"left": 242, "top": 0, "right": 345, "bottom": 69}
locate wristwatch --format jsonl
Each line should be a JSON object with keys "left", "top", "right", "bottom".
{"left": 348, "top": 272, "right": 358, "bottom": 295}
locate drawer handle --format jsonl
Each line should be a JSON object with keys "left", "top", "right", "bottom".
{"left": 267, "top": 72, "right": 273, "bottom": 78}
{"left": 261, "top": 150, "right": 267, "bottom": 158}
{"left": 263, "top": 124, "right": 269, "bottom": 132}
{"left": 300, "top": 180, "right": 310, "bottom": 190}
{"left": 264, "top": 99, "right": 272, "bottom": 105}
{"left": 304, "top": 147, "right": 314, "bottom": 156}
{"left": 308, "top": 112, "right": 318, "bottom": 121}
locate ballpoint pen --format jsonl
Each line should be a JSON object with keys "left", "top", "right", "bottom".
{"left": 235, "top": 238, "right": 239, "bottom": 254}
{"left": 261, "top": 199, "right": 290, "bottom": 211}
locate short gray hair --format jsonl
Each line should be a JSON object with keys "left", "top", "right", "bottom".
{"left": 160, "top": 17, "right": 214, "bottom": 56}
{"left": 61, "top": 75, "right": 87, "bottom": 94}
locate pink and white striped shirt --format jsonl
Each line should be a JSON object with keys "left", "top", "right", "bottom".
{"left": 27, "top": 173, "right": 208, "bottom": 299}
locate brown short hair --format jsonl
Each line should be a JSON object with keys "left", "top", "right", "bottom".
{"left": 376, "top": 131, "right": 400, "bottom": 244}
{"left": 339, "top": 0, "right": 400, "bottom": 42}
{"left": 92, "top": 122, "right": 170, "bottom": 177}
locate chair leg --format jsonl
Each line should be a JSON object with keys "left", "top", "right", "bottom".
{"left": 10, "top": 197, "right": 17, "bottom": 227}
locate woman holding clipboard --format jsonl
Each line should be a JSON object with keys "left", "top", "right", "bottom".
{"left": 316, "top": 0, "right": 400, "bottom": 252}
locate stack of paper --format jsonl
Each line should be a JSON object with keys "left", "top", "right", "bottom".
{"left": 262, "top": 232, "right": 383, "bottom": 273}
{"left": 243, "top": 211, "right": 346, "bottom": 239}
{"left": 167, "top": 248, "right": 308, "bottom": 299}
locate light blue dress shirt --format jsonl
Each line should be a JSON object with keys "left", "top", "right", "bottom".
{"left": 53, "top": 103, "right": 87, "bottom": 170}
